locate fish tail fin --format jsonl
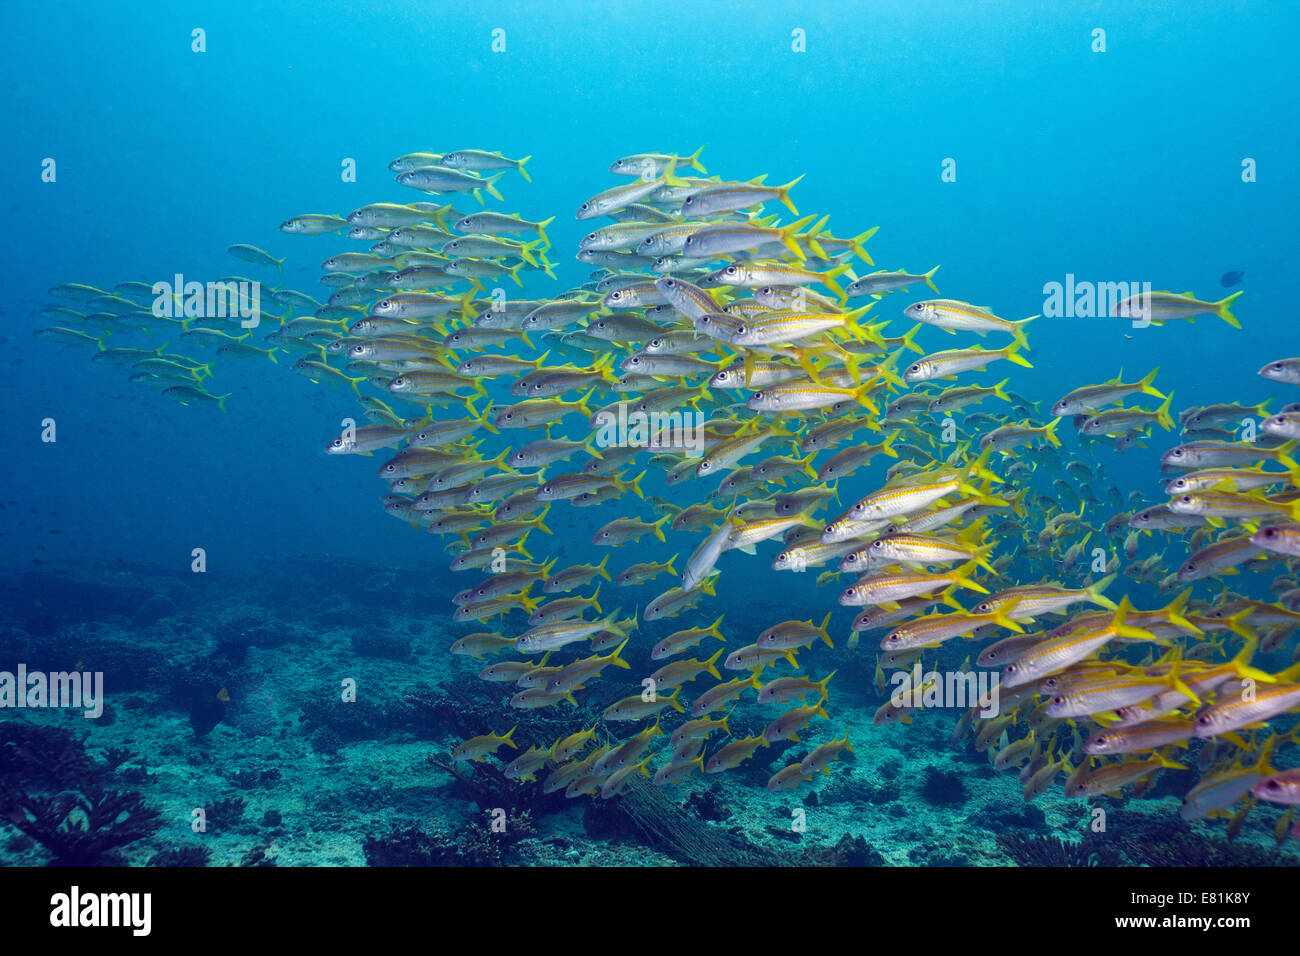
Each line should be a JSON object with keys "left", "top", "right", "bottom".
{"left": 609, "top": 637, "right": 632, "bottom": 670}
{"left": 1005, "top": 343, "right": 1033, "bottom": 369}
{"left": 1043, "top": 418, "right": 1062, "bottom": 448}
{"left": 843, "top": 302, "right": 881, "bottom": 344}
{"left": 653, "top": 514, "right": 669, "bottom": 542}
{"left": 516, "top": 155, "right": 532, "bottom": 182}
{"left": 1161, "top": 587, "right": 1201, "bottom": 635}
{"left": 923, "top": 265, "right": 940, "bottom": 294}
{"left": 820, "top": 263, "right": 847, "bottom": 298}
{"left": 777, "top": 174, "right": 804, "bottom": 215}
{"left": 850, "top": 381, "right": 880, "bottom": 413}
{"left": 1155, "top": 389, "right": 1175, "bottom": 431}
{"left": 535, "top": 216, "right": 555, "bottom": 250}
{"left": 662, "top": 159, "right": 687, "bottom": 187}
{"left": 1272, "top": 440, "right": 1298, "bottom": 472}
{"left": 992, "top": 377, "right": 1011, "bottom": 404}
{"left": 516, "top": 240, "right": 540, "bottom": 269}
{"left": 687, "top": 145, "right": 707, "bottom": 174}
{"left": 879, "top": 430, "right": 900, "bottom": 458}
{"left": 972, "top": 542, "right": 999, "bottom": 576}
{"left": 1011, "top": 316, "right": 1037, "bottom": 351}
{"left": 217, "top": 393, "right": 232, "bottom": 413}
{"left": 939, "top": 584, "right": 966, "bottom": 612}
{"left": 1215, "top": 290, "right": 1243, "bottom": 329}
{"left": 708, "top": 613, "right": 726, "bottom": 641}
{"left": 850, "top": 226, "right": 880, "bottom": 266}
{"left": 992, "top": 611, "right": 1024, "bottom": 633}
{"left": 778, "top": 215, "right": 815, "bottom": 260}
{"left": 1088, "top": 572, "right": 1119, "bottom": 610}
{"left": 899, "top": 323, "right": 924, "bottom": 355}
{"left": 575, "top": 385, "right": 595, "bottom": 421}
{"left": 818, "top": 610, "right": 834, "bottom": 647}
{"left": 486, "top": 171, "right": 507, "bottom": 202}
{"left": 627, "top": 469, "right": 647, "bottom": 500}
{"left": 1138, "top": 366, "right": 1164, "bottom": 399}
{"left": 597, "top": 553, "right": 612, "bottom": 581}
{"left": 705, "top": 647, "right": 724, "bottom": 680}
{"left": 956, "top": 560, "right": 990, "bottom": 594}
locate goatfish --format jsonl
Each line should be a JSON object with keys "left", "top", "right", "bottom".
{"left": 1112, "top": 289, "right": 1243, "bottom": 329}
{"left": 450, "top": 726, "right": 517, "bottom": 762}
{"left": 903, "top": 299, "right": 1035, "bottom": 346}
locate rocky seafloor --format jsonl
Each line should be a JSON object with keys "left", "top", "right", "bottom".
{"left": 0, "top": 560, "right": 1295, "bottom": 868}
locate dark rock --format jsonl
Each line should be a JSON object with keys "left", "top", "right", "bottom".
{"left": 921, "top": 765, "right": 967, "bottom": 806}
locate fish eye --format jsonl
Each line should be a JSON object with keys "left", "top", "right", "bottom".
{"left": 580, "top": 203, "right": 590, "bottom": 211}
{"left": 1052, "top": 696, "right": 1065, "bottom": 705}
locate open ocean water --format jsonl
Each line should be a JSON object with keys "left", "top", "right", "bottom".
{"left": 1, "top": 0, "right": 1299, "bottom": 902}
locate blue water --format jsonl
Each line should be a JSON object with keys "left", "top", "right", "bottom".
{"left": 3, "top": 0, "right": 1295, "bottom": 570}
{"left": 1, "top": 1, "right": 1298, "bottom": 867}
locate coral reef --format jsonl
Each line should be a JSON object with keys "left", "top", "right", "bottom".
{"left": 5, "top": 789, "right": 162, "bottom": 867}
{"left": 0, "top": 720, "right": 162, "bottom": 866}
{"left": 996, "top": 831, "right": 1122, "bottom": 867}
{"left": 921, "top": 765, "right": 968, "bottom": 807}
{"left": 363, "top": 810, "right": 537, "bottom": 866}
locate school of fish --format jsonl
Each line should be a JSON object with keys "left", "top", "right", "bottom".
{"left": 36, "top": 146, "right": 1300, "bottom": 841}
